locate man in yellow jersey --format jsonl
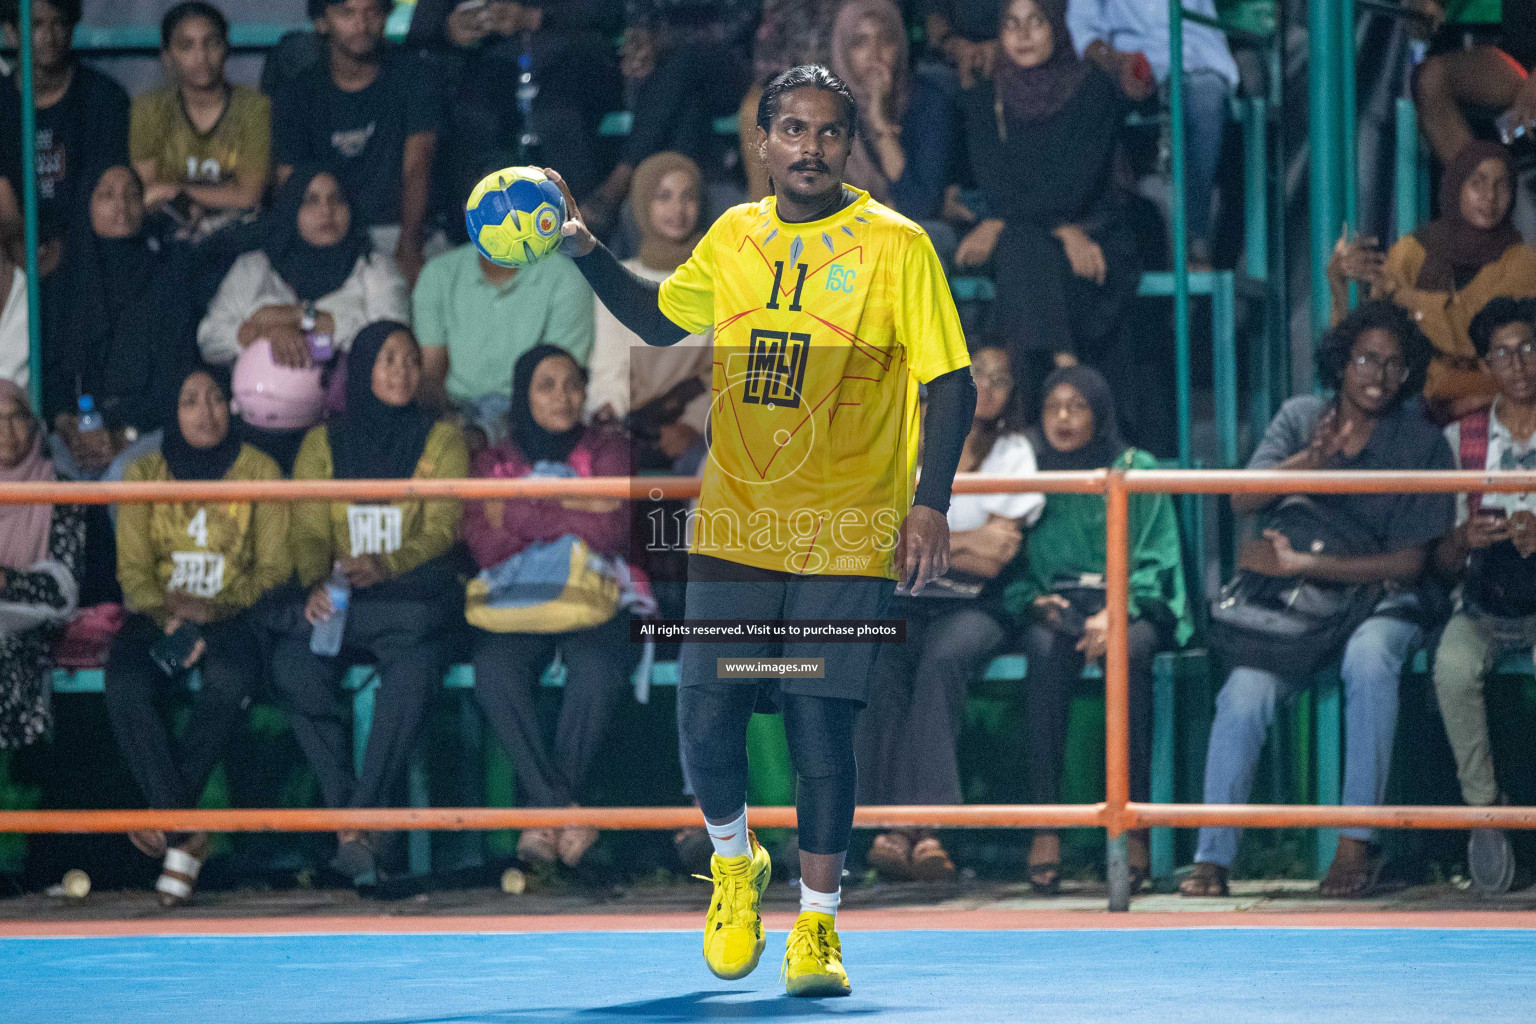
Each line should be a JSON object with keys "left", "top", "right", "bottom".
{"left": 547, "top": 65, "right": 975, "bottom": 998}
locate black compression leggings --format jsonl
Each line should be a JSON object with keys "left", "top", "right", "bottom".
{"left": 679, "top": 682, "right": 860, "bottom": 855}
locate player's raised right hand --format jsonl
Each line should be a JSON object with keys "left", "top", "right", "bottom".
{"left": 545, "top": 168, "right": 597, "bottom": 258}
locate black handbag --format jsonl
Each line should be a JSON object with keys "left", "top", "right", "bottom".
{"left": 1209, "top": 496, "right": 1383, "bottom": 677}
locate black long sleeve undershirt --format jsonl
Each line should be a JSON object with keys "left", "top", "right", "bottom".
{"left": 914, "top": 368, "right": 977, "bottom": 515}
{"left": 573, "top": 241, "right": 691, "bottom": 347}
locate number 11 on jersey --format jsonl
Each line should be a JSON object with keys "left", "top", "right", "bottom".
{"left": 766, "top": 260, "right": 808, "bottom": 312}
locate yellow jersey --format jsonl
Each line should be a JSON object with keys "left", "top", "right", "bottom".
{"left": 658, "top": 187, "right": 970, "bottom": 578}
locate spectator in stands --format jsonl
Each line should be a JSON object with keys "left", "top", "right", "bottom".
{"left": 461, "top": 344, "right": 634, "bottom": 868}
{"left": 857, "top": 346, "right": 1044, "bottom": 881}
{"left": 582, "top": 0, "right": 758, "bottom": 230}
{"left": 958, "top": 0, "right": 1139, "bottom": 417}
{"left": 44, "top": 167, "right": 194, "bottom": 482}
{"left": 413, "top": 172, "right": 593, "bottom": 449}
{"left": 271, "top": 0, "right": 439, "bottom": 283}
{"left": 272, "top": 322, "right": 467, "bottom": 885}
{"left": 1432, "top": 297, "right": 1536, "bottom": 896}
{"left": 105, "top": 365, "right": 289, "bottom": 907}
{"left": 0, "top": 227, "right": 28, "bottom": 390}
{"left": 923, "top": 0, "right": 1002, "bottom": 90}
{"left": 1182, "top": 302, "right": 1455, "bottom": 899}
{"left": 739, "top": 0, "right": 838, "bottom": 199}
{"left": 407, "top": 0, "right": 622, "bottom": 208}
{"left": 132, "top": 3, "right": 270, "bottom": 246}
{"left": 828, "top": 0, "right": 954, "bottom": 225}
{"left": 1068, "top": 0, "right": 1239, "bottom": 270}
{"left": 0, "top": 0, "right": 130, "bottom": 277}
{"left": 198, "top": 167, "right": 408, "bottom": 470}
{"left": 584, "top": 152, "right": 709, "bottom": 472}
{"left": 1411, "top": 0, "right": 1536, "bottom": 165}
{"left": 1001, "top": 364, "right": 1188, "bottom": 894}
{"left": 1329, "top": 140, "right": 1536, "bottom": 424}
{"left": 0, "top": 380, "right": 83, "bottom": 752}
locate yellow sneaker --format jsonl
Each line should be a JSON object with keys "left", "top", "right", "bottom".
{"left": 782, "top": 911, "right": 851, "bottom": 997}
{"left": 698, "top": 831, "right": 772, "bottom": 980}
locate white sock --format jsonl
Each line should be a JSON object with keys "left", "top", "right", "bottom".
{"left": 705, "top": 806, "right": 750, "bottom": 859}
{"left": 799, "top": 881, "right": 841, "bottom": 918}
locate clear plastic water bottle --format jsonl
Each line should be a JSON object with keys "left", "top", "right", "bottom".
{"left": 76, "top": 395, "right": 102, "bottom": 433}
{"left": 309, "top": 562, "right": 351, "bottom": 657}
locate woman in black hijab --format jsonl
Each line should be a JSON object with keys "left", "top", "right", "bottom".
{"left": 958, "top": 0, "right": 1149, "bottom": 441}
{"left": 42, "top": 166, "right": 195, "bottom": 479}
{"left": 106, "top": 364, "right": 290, "bottom": 905}
{"left": 459, "top": 343, "right": 634, "bottom": 869}
{"left": 1000, "top": 365, "right": 1191, "bottom": 895}
{"left": 272, "top": 321, "right": 468, "bottom": 886}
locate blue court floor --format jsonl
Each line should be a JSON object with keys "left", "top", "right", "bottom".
{"left": 4, "top": 927, "right": 1533, "bottom": 1023}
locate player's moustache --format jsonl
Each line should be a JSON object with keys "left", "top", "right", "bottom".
{"left": 789, "top": 160, "right": 829, "bottom": 173}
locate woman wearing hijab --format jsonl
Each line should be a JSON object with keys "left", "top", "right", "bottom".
{"left": 42, "top": 166, "right": 195, "bottom": 481}
{"left": 999, "top": 365, "right": 1190, "bottom": 895}
{"left": 1330, "top": 140, "right": 1536, "bottom": 423}
{"left": 828, "top": 0, "right": 954, "bottom": 223}
{"left": 0, "top": 381, "right": 86, "bottom": 752}
{"left": 958, "top": 0, "right": 1140, "bottom": 420}
{"left": 272, "top": 321, "right": 467, "bottom": 885}
{"left": 105, "top": 365, "right": 289, "bottom": 906}
{"left": 857, "top": 346, "right": 1044, "bottom": 881}
{"left": 584, "top": 152, "right": 712, "bottom": 472}
{"left": 196, "top": 166, "right": 408, "bottom": 370}
{"left": 462, "top": 345, "right": 633, "bottom": 868}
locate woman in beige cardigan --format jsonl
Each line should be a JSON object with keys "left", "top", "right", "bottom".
{"left": 1329, "top": 140, "right": 1536, "bottom": 423}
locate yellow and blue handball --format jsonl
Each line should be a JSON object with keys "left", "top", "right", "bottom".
{"left": 464, "top": 166, "right": 568, "bottom": 267}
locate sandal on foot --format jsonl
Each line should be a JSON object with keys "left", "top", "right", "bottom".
{"left": 329, "top": 836, "right": 378, "bottom": 886}
{"left": 1318, "top": 843, "right": 1386, "bottom": 899}
{"left": 129, "top": 829, "right": 167, "bottom": 859}
{"left": 155, "top": 836, "right": 208, "bottom": 908}
{"left": 909, "top": 836, "right": 956, "bottom": 882}
{"left": 1126, "top": 833, "right": 1150, "bottom": 895}
{"left": 1178, "top": 862, "right": 1229, "bottom": 898}
{"left": 558, "top": 825, "right": 600, "bottom": 868}
{"left": 1028, "top": 832, "right": 1061, "bottom": 894}
{"left": 517, "top": 827, "right": 560, "bottom": 866}
{"left": 866, "top": 832, "right": 913, "bottom": 880}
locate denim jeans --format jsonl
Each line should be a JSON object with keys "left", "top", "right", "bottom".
{"left": 1182, "top": 69, "right": 1231, "bottom": 245}
{"left": 1194, "top": 614, "right": 1422, "bottom": 867}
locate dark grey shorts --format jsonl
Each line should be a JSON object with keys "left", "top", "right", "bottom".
{"left": 677, "top": 554, "right": 896, "bottom": 705}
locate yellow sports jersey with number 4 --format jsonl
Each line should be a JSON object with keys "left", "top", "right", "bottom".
{"left": 658, "top": 187, "right": 970, "bottom": 578}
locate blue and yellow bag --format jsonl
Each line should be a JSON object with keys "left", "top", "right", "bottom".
{"left": 464, "top": 534, "right": 620, "bottom": 634}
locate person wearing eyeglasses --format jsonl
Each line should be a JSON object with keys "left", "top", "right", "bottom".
{"left": 1181, "top": 301, "right": 1455, "bottom": 900}
{"left": 1431, "top": 297, "right": 1536, "bottom": 896}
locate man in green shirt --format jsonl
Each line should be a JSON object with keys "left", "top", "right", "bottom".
{"left": 412, "top": 242, "right": 594, "bottom": 444}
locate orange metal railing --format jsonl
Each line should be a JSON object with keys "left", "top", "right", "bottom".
{"left": 5, "top": 468, "right": 1536, "bottom": 904}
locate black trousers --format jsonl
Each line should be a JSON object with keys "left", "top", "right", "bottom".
{"left": 623, "top": 43, "right": 750, "bottom": 169}
{"left": 470, "top": 614, "right": 633, "bottom": 808}
{"left": 1020, "top": 618, "right": 1162, "bottom": 807}
{"left": 675, "top": 555, "right": 893, "bottom": 855}
{"left": 270, "top": 593, "right": 454, "bottom": 809}
{"left": 855, "top": 599, "right": 1007, "bottom": 806}
{"left": 680, "top": 681, "right": 860, "bottom": 855}
{"left": 104, "top": 612, "right": 260, "bottom": 810}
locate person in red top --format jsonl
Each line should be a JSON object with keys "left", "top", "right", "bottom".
{"left": 461, "top": 344, "right": 634, "bottom": 870}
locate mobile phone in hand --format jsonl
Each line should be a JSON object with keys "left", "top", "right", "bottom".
{"left": 150, "top": 621, "right": 202, "bottom": 676}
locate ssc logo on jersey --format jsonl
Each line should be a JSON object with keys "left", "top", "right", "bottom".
{"left": 536, "top": 207, "right": 559, "bottom": 237}
{"left": 827, "top": 263, "right": 856, "bottom": 294}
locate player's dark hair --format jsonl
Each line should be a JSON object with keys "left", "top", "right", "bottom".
{"left": 1, "top": 0, "right": 82, "bottom": 30}
{"left": 1469, "top": 296, "right": 1536, "bottom": 359}
{"left": 1316, "top": 299, "right": 1432, "bottom": 402}
{"left": 161, "top": 2, "right": 229, "bottom": 50}
{"left": 308, "top": 0, "right": 391, "bottom": 20}
{"left": 756, "top": 65, "right": 858, "bottom": 136}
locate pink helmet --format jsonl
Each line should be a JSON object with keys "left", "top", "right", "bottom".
{"left": 231, "top": 339, "right": 325, "bottom": 432}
